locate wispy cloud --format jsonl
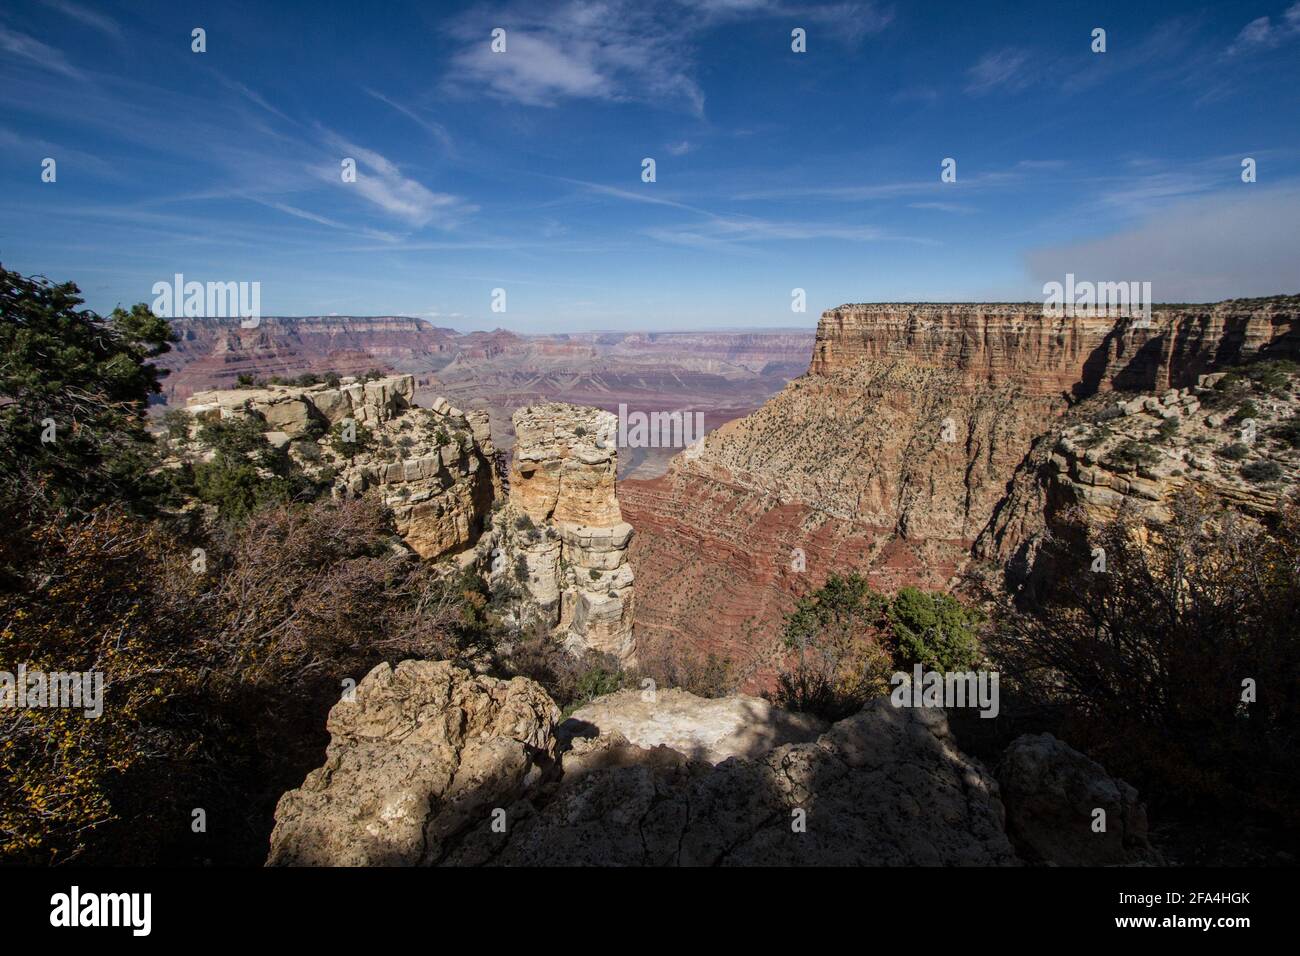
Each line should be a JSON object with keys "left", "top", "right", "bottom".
{"left": 442, "top": 0, "right": 891, "bottom": 113}
{"left": 964, "top": 48, "right": 1032, "bottom": 95}
{"left": 43, "top": 0, "right": 123, "bottom": 40}
{"left": 363, "top": 88, "right": 455, "bottom": 153}
{"left": 0, "top": 25, "right": 83, "bottom": 79}
{"left": 1225, "top": 2, "right": 1300, "bottom": 56}
{"left": 316, "top": 133, "right": 475, "bottom": 228}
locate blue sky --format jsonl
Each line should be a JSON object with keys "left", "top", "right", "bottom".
{"left": 2, "top": 0, "right": 1299, "bottom": 331}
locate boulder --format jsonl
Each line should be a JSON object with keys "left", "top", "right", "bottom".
{"left": 267, "top": 661, "right": 560, "bottom": 866}
{"left": 996, "top": 733, "right": 1160, "bottom": 866}
{"left": 476, "top": 697, "right": 1018, "bottom": 866}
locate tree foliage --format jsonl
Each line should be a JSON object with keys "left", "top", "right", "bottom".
{"left": 0, "top": 265, "right": 175, "bottom": 520}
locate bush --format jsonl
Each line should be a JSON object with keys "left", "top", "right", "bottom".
{"left": 1216, "top": 442, "right": 1250, "bottom": 461}
{"left": 189, "top": 417, "right": 314, "bottom": 524}
{"left": 1269, "top": 416, "right": 1300, "bottom": 449}
{"left": 327, "top": 419, "right": 373, "bottom": 460}
{"left": 1241, "top": 459, "right": 1283, "bottom": 483}
{"left": 1231, "top": 401, "right": 1259, "bottom": 423}
{"left": 0, "top": 498, "right": 484, "bottom": 865}
{"left": 1105, "top": 440, "right": 1160, "bottom": 471}
{"left": 161, "top": 407, "right": 192, "bottom": 441}
{"left": 887, "top": 587, "right": 983, "bottom": 671}
{"left": 771, "top": 573, "right": 893, "bottom": 721}
{"left": 989, "top": 496, "right": 1300, "bottom": 820}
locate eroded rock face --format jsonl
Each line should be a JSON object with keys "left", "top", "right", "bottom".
{"left": 997, "top": 733, "right": 1159, "bottom": 866}
{"left": 180, "top": 376, "right": 499, "bottom": 560}
{"left": 266, "top": 660, "right": 560, "bottom": 867}
{"left": 488, "top": 403, "right": 635, "bottom": 663}
{"left": 564, "top": 688, "right": 825, "bottom": 765}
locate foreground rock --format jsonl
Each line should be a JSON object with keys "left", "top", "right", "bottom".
{"left": 564, "top": 688, "right": 825, "bottom": 764}
{"left": 997, "top": 733, "right": 1160, "bottom": 866}
{"left": 270, "top": 671, "right": 1074, "bottom": 866}
{"left": 267, "top": 661, "right": 560, "bottom": 866}
{"left": 476, "top": 697, "right": 1018, "bottom": 866}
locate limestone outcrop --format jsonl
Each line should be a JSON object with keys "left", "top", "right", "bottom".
{"left": 484, "top": 403, "right": 635, "bottom": 663}
{"left": 187, "top": 373, "right": 416, "bottom": 434}
{"left": 266, "top": 660, "right": 560, "bottom": 866}
{"left": 179, "top": 375, "right": 499, "bottom": 560}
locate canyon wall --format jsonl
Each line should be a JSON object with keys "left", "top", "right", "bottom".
{"left": 623, "top": 297, "right": 1300, "bottom": 691}
{"left": 160, "top": 316, "right": 461, "bottom": 402}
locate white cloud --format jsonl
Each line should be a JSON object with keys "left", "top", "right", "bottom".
{"left": 1225, "top": 3, "right": 1300, "bottom": 55}
{"left": 665, "top": 140, "right": 694, "bottom": 156}
{"left": 0, "top": 26, "right": 83, "bottom": 79}
{"left": 317, "top": 134, "right": 475, "bottom": 228}
{"left": 443, "top": 0, "right": 891, "bottom": 113}
{"left": 44, "top": 0, "right": 123, "bottom": 40}
{"left": 1024, "top": 184, "right": 1300, "bottom": 301}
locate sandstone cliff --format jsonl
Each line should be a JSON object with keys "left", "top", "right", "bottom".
{"left": 481, "top": 403, "right": 636, "bottom": 663}
{"left": 623, "top": 297, "right": 1300, "bottom": 691}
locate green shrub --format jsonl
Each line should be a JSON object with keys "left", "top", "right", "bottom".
{"left": 1105, "top": 440, "right": 1161, "bottom": 471}
{"left": 887, "top": 587, "right": 983, "bottom": 671}
{"left": 1216, "top": 442, "right": 1250, "bottom": 461}
{"left": 1269, "top": 416, "right": 1300, "bottom": 449}
{"left": 1241, "top": 459, "right": 1283, "bottom": 483}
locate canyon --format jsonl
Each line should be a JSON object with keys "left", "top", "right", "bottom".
{"left": 621, "top": 298, "right": 1300, "bottom": 692}
{"left": 161, "top": 299, "right": 1300, "bottom": 694}
{"left": 156, "top": 317, "right": 813, "bottom": 480}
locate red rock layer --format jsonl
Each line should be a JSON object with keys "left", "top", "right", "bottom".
{"left": 626, "top": 298, "right": 1300, "bottom": 693}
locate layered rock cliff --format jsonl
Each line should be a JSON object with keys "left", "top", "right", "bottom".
{"left": 623, "top": 297, "right": 1300, "bottom": 691}
{"left": 160, "top": 316, "right": 461, "bottom": 402}
{"left": 481, "top": 403, "right": 636, "bottom": 663}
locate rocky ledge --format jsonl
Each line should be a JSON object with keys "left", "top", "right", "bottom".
{"left": 178, "top": 374, "right": 499, "bottom": 560}
{"left": 267, "top": 661, "right": 1160, "bottom": 867}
